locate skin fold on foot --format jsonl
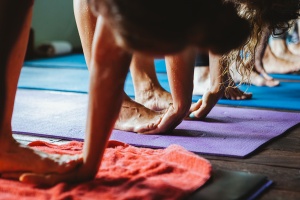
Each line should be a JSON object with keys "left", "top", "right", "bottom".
{"left": 114, "top": 95, "right": 164, "bottom": 133}
{"left": 134, "top": 84, "right": 173, "bottom": 112}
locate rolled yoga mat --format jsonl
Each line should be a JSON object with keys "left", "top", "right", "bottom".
{"left": 36, "top": 41, "right": 73, "bottom": 57}
{"left": 19, "top": 66, "right": 300, "bottom": 111}
{"left": 12, "top": 89, "right": 300, "bottom": 158}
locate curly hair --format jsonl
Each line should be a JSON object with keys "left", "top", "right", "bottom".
{"left": 221, "top": 0, "right": 300, "bottom": 85}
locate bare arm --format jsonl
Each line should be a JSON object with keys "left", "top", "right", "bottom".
{"left": 145, "top": 47, "right": 196, "bottom": 134}
{"left": 189, "top": 51, "right": 252, "bottom": 119}
{"left": 188, "top": 52, "right": 225, "bottom": 119}
{"left": 82, "top": 17, "right": 132, "bottom": 177}
{"left": 20, "top": 17, "right": 132, "bottom": 185}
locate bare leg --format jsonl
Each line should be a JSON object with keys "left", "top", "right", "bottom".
{"left": 21, "top": 16, "right": 149, "bottom": 186}
{"left": 73, "top": 0, "right": 163, "bottom": 133}
{"left": 192, "top": 66, "right": 210, "bottom": 95}
{"left": 0, "top": 0, "right": 81, "bottom": 179}
{"left": 264, "top": 45, "right": 300, "bottom": 74}
{"left": 230, "top": 62, "right": 280, "bottom": 87}
{"left": 130, "top": 54, "right": 172, "bottom": 111}
{"left": 144, "top": 48, "right": 196, "bottom": 134}
{"left": 115, "top": 95, "right": 163, "bottom": 132}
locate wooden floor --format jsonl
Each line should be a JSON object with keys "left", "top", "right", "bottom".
{"left": 202, "top": 122, "right": 300, "bottom": 200}
{"left": 13, "top": 119, "right": 300, "bottom": 200}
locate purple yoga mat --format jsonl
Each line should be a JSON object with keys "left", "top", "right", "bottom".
{"left": 13, "top": 89, "right": 300, "bottom": 157}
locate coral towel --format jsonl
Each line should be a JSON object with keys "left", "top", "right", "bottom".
{"left": 0, "top": 140, "right": 211, "bottom": 200}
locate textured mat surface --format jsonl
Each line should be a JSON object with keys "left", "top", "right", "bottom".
{"left": 13, "top": 89, "right": 300, "bottom": 157}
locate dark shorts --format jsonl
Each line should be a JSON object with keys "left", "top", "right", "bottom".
{"left": 195, "top": 53, "right": 209, "bottom": 67}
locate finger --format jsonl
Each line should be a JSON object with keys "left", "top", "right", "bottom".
{"left": 1, "top": 172, "right": 25, "bottom": 180}
{"left": 20, "top": 171, "right": 79, "bottom": 186}
{"left": 143, "top": 114, "right": 181, "bottom": 134}
{"left": 143, "top": 119, "right": 177, "bottom": 134}
{"left": 188, "top": 101, "right": 211, "bottom": 120}
{"left": 189, "top": 106, "right": 210, "bottom": 120}
{"left": 189, "top": 99, "right": 202, "bottom": 114}
{"left": 20, "top": 173, "right": 58, "bottom": 186}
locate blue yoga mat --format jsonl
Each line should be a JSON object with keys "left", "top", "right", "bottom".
{"left": 24, "top": 54, "right": 300, "bottom": 81}
{"left": 155, "top": 60, "right": 300, "bottom": 82}
{"left": 19, "top": 66, "right": 300, "bottom": 111}
{"left": 23, "top": 54, "right": 88, "bottom": 69}
{"left": 19, "top": 67, "right": 90, "bottom": 93}
{"left": 270, "top": 73, "right": 300, "bottom": 81}
{"left": 24, "top": 54, "right": 166, "bottom": 72}
{"left": 155, "top": 59, "right": 167, "bottom": 73}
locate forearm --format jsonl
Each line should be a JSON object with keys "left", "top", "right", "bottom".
{"left": 82, "top": 18, "right": 131, "bottom": 176}
{"left": 208, "top": 52, "right": 226, "bottom": 93}
{"left": 165, "top": 47, "right": 196, "bottom": 114}
{"left": 0, "top": 0, "right": 34, "bottom": 138}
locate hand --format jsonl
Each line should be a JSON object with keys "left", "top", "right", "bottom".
{"left": 142, "top": 103, "right": 189, "bottom": 134}
{"left": 0, "top": 140, "right": 83, "bottom": 182}
{"left": 19, "top": 163, "right": 95, "bottom": 186}
{"left": 187, "top": 86, "right": 252, "bottom": 120}
{"left": 18, "top": 141, "right": 128, "bottom": 186}
{"left": 187, "top": 90, "right": 222, "bottom": 120}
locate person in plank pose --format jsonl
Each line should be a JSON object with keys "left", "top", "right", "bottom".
{"left": 0, "top": 0, "right": 250, "bottom": 185}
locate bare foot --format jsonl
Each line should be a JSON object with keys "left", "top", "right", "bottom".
{"left": 249, "top": 72, "right": 279, "bottom": 87}
{"left": 223, "top": 86, "right": 252, "bottom": 100}
{"left": 0, "top": 137, "right": 82, "bottom": 179}
{"left": 129, "top": 54, "right": 172, "bottom": 111}
{"left": 134, "top": 82, "right": 173, "bottom": 111}
{"left": 192, "top": 66, "right": 210, "bottom": 95}
{"left": 115, "top": 95, "right": 164, "bottom": 133}
{"left": 264, "top": 45, "right": 300, "bottom": 74}
{"left": 269, "top": 39, "right": 300, "bottom": 63}
{"left": 230, "top": 61, "right": 280, "bottom": 87}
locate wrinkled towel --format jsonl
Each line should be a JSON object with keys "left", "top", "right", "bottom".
{"left": 0, "top": 141, "right": 211, "bottom": 200}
